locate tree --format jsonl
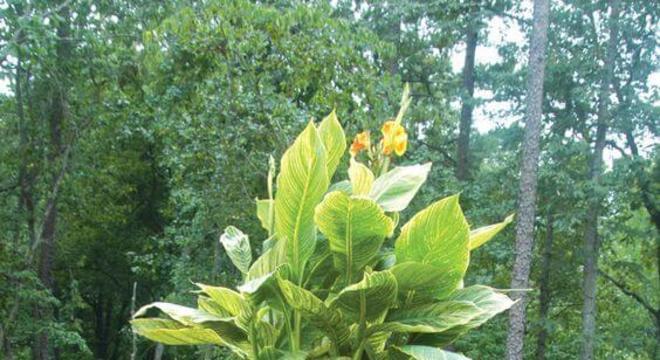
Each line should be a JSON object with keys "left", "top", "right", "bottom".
{"left": 535, "top": 210, "right": 554, "bottom": 360}
{"left": 581, "top": 0, "right": 620, "bottom": 358}
{"left": 505, "top": 0, "right": 550, "bottom": 358}
{"left": 455, "top": 2, "right": 480, "bottom": 181}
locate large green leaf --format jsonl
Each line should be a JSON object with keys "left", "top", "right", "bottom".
{"left": 318, "top": 110, "right": 346, "bottom": 179}
{"left": 277, "top": 278, "right": 350, "bottom": 345}
{"left": 349, "top": 158, "right": 375, "bottom": 196}
{"left": 393, "top": 345, "right": 470, "bottom": 360}
{"left": 394, "top": 194, "right": 469, "bottom": 299}
{"left": 369, "top": 163, "right": 432, "bottom": 212}
{"left": 131, "top": 318, "right": 224, "bottom": 346}
{"left": 469, "top": 214, "right": 514, "bottom": 250}
{"left": 219, "top": 226, "right": 252, "bottom": 274}
{"left": 275, "top": 121, "right": 329, "bottom": 281}
{"left": 329, "top": 270, "right": 398, "bottom": 322}
{"left": 315, "top": 191, "right": 394, "bottom": 284}
{"left": 414, "top": 286, "right": 514, "bottom": 346}
{"left": 370, "top": 301, "right": 481, "bottom": 334}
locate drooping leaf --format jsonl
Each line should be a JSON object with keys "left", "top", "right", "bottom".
{"left": 131, "top": 318, "right": 224, "bottom": 346}
{"left": 446, "top": 285, "right": 514, "bottom": 327}
{"left": 132, "top": 305, "right": 248, "bottom": 352}
{"left": 414, "top": 286, "right": 515, "bottom": 346}
{"left": 133, "top": 302, "right": 230, "bottom": 326}
{"left": 219, "top": 226, "right": 252, "bottom": 274}
{"left": 315, "top": 191, "right": 394, "bottom": 284}
{"left": 277, "top": 278, "right": 350, "bottom": 345}
{"left": 195, "top": 284, "right": 253, "bottom": 328}
{"left": 469, "top": 214, "right": 514, "bottom": 250}
{"left": 349, "top": 158, "right": 375, "bottom": 196}
{"left": 318, "top": 110, "right": 346, "bottom": 179}
{"left": 275, "top": 121, "right": 329, "bottom": 281}
{"left": 394, "top": 194, "right": 469, "bottom": 299}
{"left": 369, "top": 163, "right": 432, "bottom": 212}
{"left": 329, "top": 270, "right": 398, "bottom": 322}
{"left": 393, "top": 345, "right": 470, "bottom": 360}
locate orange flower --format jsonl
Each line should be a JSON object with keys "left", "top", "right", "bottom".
{"left": 381, "top": 120, "right": 407, "bottom": 156}
{"left": 350, "top": 131, "right": 371, "bottom": 157}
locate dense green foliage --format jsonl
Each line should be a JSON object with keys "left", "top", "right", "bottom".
{"left": 0, "top": 0, "right": 657, "bottom": 359}
{"left": 131, "top": 99, "right": 515, "bottom": 358}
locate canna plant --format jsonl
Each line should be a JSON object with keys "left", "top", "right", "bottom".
{"left": 132, "top": 87, "right": 515, "bottom": 359}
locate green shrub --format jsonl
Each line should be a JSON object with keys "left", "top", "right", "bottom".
{"left": 132, "top": 89, "right": 514, "bottom": 359}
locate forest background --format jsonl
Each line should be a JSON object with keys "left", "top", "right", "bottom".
{"left": 0, "top": 0, "right": 658, "bottom": 359}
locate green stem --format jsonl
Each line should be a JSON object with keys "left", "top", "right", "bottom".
{"left": 380, "top": 156, "right": 390, "bottom": 176}
{"left": 249, "top": 321, "right": 259, "bottom": 359}
{"left": 293, "top": 311, "right": 302, "bottom": 351}
{"left": 352, "top": 292, "right": 367, "bottom": 360}
{"left": 277, "top": 295, "right": 296, "bottom": 352}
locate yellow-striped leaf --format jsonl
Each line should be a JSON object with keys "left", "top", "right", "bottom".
{"left": 315, "top": 191, "right": 394, "bottom": 284}
{"left": 348, "top": 158, "right": 374, "bottom": 196}
{"left": 318, "top": 110, "right": 346, "bottom": 180}
{"left": 329, "top": 270, "right": 397, "bottom": 322}
{"left": 394, "top": 194, "right": 469, "bottom": 299}
{"left": 275, "top": 121, "right": 329, "bottom": 281}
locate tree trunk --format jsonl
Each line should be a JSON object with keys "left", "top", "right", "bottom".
{"left": 456, "top": 16, "right": 478, "bottom": 181}
{"left": 581, "top": 1, "right": 620, "bottom": 359}
{"left": 505, "top": 0, "right": 550, "bottom": 358}
{"left": 34, "top": 3, "right": 71, "bottom": 359}
{"left": 535, "top": 212, "right": 554, "bottom": 360}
